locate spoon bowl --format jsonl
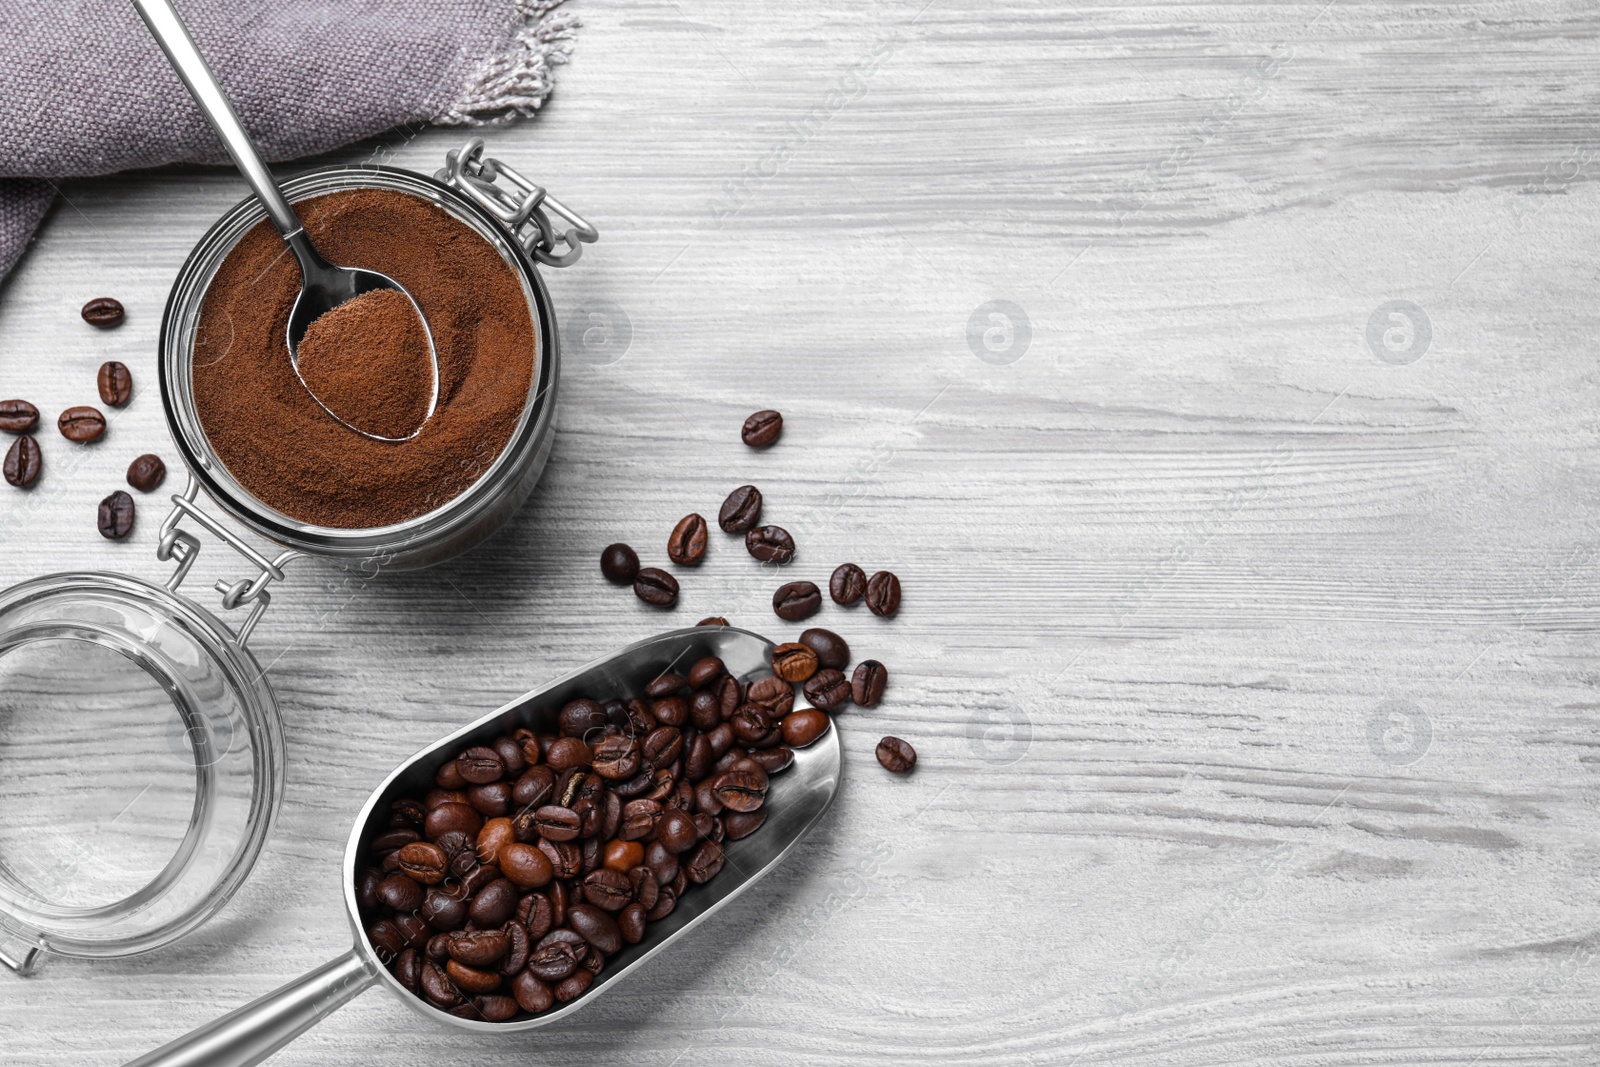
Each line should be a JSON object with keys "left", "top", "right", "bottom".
{"left": 122, "top": 626, "right": 842, "bottom": 1066}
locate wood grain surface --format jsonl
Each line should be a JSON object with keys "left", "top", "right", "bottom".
{"left": 4, "top": 0, "right": 1600, "bottom": 1063}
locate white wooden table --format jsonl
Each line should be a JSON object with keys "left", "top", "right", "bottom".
{"left": 4, "top": 1, "right": 1600, "bottom": 1062}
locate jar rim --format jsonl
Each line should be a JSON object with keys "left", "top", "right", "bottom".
{"left": 158, "top": 164, "right": 558, "bottom": 562}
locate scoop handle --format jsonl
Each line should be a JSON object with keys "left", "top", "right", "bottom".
{"left": 131, "top": 0, "right": 305, "bottom": 238}
{"left": 122, "top": 949, "right": 376, "bottom": 1067}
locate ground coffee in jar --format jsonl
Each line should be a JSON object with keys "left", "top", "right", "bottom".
{"left": 193, "top": 188, "right": 536, "bottom": 528}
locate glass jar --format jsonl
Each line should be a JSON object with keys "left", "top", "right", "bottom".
{"left": 0, "top": 141, "right": 594, "bottom": 973}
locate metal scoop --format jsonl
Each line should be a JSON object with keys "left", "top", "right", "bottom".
{"left": 121, "top": 626, "right": 842, "bottom": 1067}
{"left": 133, "top": 0, "right": 441, "bottom": 443}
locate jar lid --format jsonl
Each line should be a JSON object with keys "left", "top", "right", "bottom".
{"left": 0, "top": 572, "right": 283, "bottom": 972}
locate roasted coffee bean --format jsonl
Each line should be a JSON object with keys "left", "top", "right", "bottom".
{"left": 745, "top": 525, "right": 794, "bottom": 563}
{"left": 781, "top": 708, "right": 831, "bottom": 748}
{"left": 798, "top": 627, "right": 850, "bottom": 670}
{"left": 748, "top": 745, "right": 794, "bottom": 774}
{"left": 656, "top": 807, "right": 699, "bottom": 853}
{"left": 600, "top": 542, "right": 639, "bottom": 584}
{"left": 426, "top": 932, "right": 453, "bottom": 964}
{"left": 643, "top": 725, "right": 683, "bottom": 768}
{"left": 420, "top": 960, "right": 461, "bottom": 1007}
{"left": 81, "top": 297, "right": 125, "bottom": 328}
{"left": 524, "top": 892, "right": 555, "bottom": 941}
{"left": 876, "top": 736, "right": 917, "bottom": 772}
{"left": 470, "top": 878, "right": 519, "bottom": 927}
{"left": 741, "top": 409, "right": 782, "bottom": 447}
{"left": 773, "top": 581, "right": 822, "bottom": 621}
{"left": 499, "top": 921, "right": 530, "bottom": 976}
{"left": 533, "top": 805, "right": 582, "bottom": 842}
{"left": 644, "top": 767, "right": 678, "bottom": 802}
{"left": 397, "top": 842, "right": 448, "bottom": 884}
{"left": 559, "top": 698, "right": 608, "bottom": 738}
{"left": 771, "top": 642, "right": 819, "bottom": 682}
{"left": 420, "top": 887, "right": 468, "bottom": 931}
{"left": 435, "top": 760, "right": 467, "bottom": 790}
{"left": 747, "top": 675, "right": 794, "bottom": 715}
{"left": 803, "top": 669, "right": 851, "bottom": 712}
{"left": 394, "top": 948, "right": 422, "bottom": 992}
{"left": 651, "top": 694, "right": 688, "bottom": 727}
{"left": 687, "top": 655, "right": 725, "bottom": 690}
{"left": 368, "top": 920, "right": 407, "bottom": 960}
{"left": 685, "top": 839, "right": 726, "bottom": 884}
{"left": 357, "top": 867, "right": 384, "bottom": 912}
{"left": 646, "top": 887, "right": 677, "bottom": 921}
{"left": 866, "top": 570, "right": 902, "bottom": 617}
{"left": 717, "top": 484, "right": 763, "bottom": 532}
{"left": 579, "top": 869, "right": 633, "bottom": 914}
{"left": 667, "top": 512, "right": 708, "bottom": 565}
{"left": 646, "top": 673, "right": 686, "bottom": 698}
{"left": 731, "top": 704, "right": 781, "bottom": 747}
{"left": 645, "top": 841, "right": 678, "bottom": 885}
{"left": 457, "top": 746, "right": 504, "bottom": 785}
{"left": 446, "top": 959, "right": 501, "bottom": 994}
{"left": 468, "top": 781, "right": 512, "bottom": 817}
{"left": 0, "top": 399, "right": 39, "bottom": 433}
{"left": 433, "top": 829, "right": 472, "bottom": 858}
{"left": 712, "top": 761, "right": 768, "bottom": 813}
{"left": 447, "top": 929, "right": 510, "bottom": 968}
{"left": 4, "top": 436, "right": 40, "bottom": 488}
{"left": 620, "top": 799, "right": 662, "bottom": 841}
{"left": 97, "top": 361, "right": 133, "bottom": 406}
{"left": 97, "top": 490, "right": 134, "bottom": 539}
{"left": 685, "top": 733, "right": 714, "bottom": 780}
{"left": 500, "top": 843, "right": 554, "bottom": 888}
{"left": 830, "top": 562, "right": 867, "bottom": 605}
{"left": 694, "top": 812, "right": 721, "bottom": 844}
{"left": 59, "top": 406, "right": 106, "bottom": 443}
{"left": 555, "top": 969, "right": 593, "bottom": 1003}
{"left": 592, "top": 735, "right": 642, "bottom": 780}
{"left": 711, "top": 747, "right": 747, "bottom": 778}
{"left": 724, "top": 808, "right": 768, "bottom": 840}
{"left": 698, "top": 616, "right": 730, "bottom": 627}
{"left": 475, "top": 994, "right": 519, "bottom": 1022}
{"left": 396, "top": 911, "right": 431, "bottom": 949}
{"left": 547, "top": 881, "right": 570, "bottom": 926}
{"left": 377, "top": 873, "right": 424, "bottom": 913}
{"left": 716, "top": 676, "right": 744, "bottom": 718}
{"left": 538, "top": 928, "right": 587, "bottom": 954}
{"left": 476, "top": 817, "right": 515, "bottom": 863}
{"left": 851, "top": 660, "right": 888, "bottom": 706}
{"left": 458, "top": 863, "right": 501, "bottom": 897}
{"left": 689, "top": 690, "right": 721, "bottom": 731}
{"left": 628, "top": 865, "right": 659, "bottom": 907}
{"left": 493, "top": 736, "right": 528, "bottom": 776}
{"left": 634, "top": 567, "right": 679, "bottom": 607}
{"left": 391, "top": 798, "right": 427, "bottom": 828}
{"left": 527, "top": 940, "right": 581, "bottom": 982}
{"left": 546, "top": 737, "right": 591, "bottom": 773}
{"left": 618, "top": 902, "right": 647, "bottom": 944}
{"left": 513, "top": 970, "right": 555, "bottom": 1014}
{"left": 568, "top": 903, "right": 623, "bottom": 953}
{"left": 603, "top": 838, "right": 644, "bottom": 871}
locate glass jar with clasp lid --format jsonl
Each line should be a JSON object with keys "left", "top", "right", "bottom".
{"left": 0, "top": 140, "right": 595, "bottom": 973}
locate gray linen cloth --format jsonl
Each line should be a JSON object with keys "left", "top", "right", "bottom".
{"left": 0, "top": 0, "right": 579, "bottom": 280}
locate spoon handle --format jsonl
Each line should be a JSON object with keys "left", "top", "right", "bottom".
{"left": 132, "top": 0, "right": 305, "bottom": 238}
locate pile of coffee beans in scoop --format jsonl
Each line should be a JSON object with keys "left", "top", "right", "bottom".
{"left": 360, "top": 652, "right": 831, "bottom": 1022}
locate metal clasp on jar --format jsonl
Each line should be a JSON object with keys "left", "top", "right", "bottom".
{"left": 437, "top": 138, "right": 599, "bottom": 268}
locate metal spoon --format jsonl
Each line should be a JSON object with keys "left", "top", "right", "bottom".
{"left": 121, "top": 626, "right": 842, "bottom": 1067}
{"left": 132, "top": 0, "right": 440, "bottom": 443}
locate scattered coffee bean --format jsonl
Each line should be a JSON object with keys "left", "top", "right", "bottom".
{"left": 771, "top": 642, "right": 818, "bottom": 682}
{"left": 0, "top": 399, "right": 39, "bottom": 433}
{"left": 667, "top": 513, "right": 708, "bottom": 565}
{"left": 601, "top": 542, "right": 639, "bottom": 584}
{"left": 718, "top": 485, "right": 763, "bottom": 532}
{"left": 126, "top": 453, "right": 166, "bottom": 492}
{"left": 803, "top": 669, "right": 851, "bottom": 711}
{"left": 97, "top": 490, "right": 135, "bottom": 539}
{"left": 741, "top": 409, "right": 782, "bottom": 447}
{"left": 634, "top": 567, "right": 679, "bottom": 607}
{"left": 876, "top": 736, "right": 916, "bottom": 773}
{"left": 830, "top": 562, "right": 867, "bottom": 605}
{"left": 698, "top": 616, "right": 730, "bottom": 627}
{"left": 81, "top": 297, "right": 125, "bottom": 328}
{"left": 773, "top": 580, "right": 822, "bottom": 621}
{"left": 97, "top": 360, "right": 133, "bottom": 406}
{"left": 58, "top": 406, "right": 106, "bottom": 443}
{"left": 865, "top": 570, "right": 901, "bottom": 617}
{"left": 368, "top": 654, "right": 804, "bottom": 1023}
{"left": 851, "top": 660, "right": 888, "bottom": 707}
{"left": 3, "top": 436, "right": 41, "bottom": 488}
{"left": 798, "top": 627, "right": 849, "bottom": 670}
{"left": 745, "top": 525, "right": 795, "bottom": 564}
